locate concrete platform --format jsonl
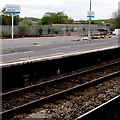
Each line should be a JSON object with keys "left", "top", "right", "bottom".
{"left": 0, "top": 35, "right": 119, "bottom": 67}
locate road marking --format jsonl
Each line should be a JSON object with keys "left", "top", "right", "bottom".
{"left": 0, "top": 51, "right": 33, "bottom": 57}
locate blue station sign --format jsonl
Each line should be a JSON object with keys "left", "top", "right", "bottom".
{"left": 5, "top": 4, "right": 20, "bottom": 14}
{"left": 87, "top": 11, "right": 94, "bottom": 18}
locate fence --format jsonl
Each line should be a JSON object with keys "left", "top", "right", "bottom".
{"left": 0, "top": 24, "right": 111, "bottom": 37}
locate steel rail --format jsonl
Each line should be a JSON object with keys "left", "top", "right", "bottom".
{"left": 1, "top": 61, "right": 120, "bottom": 97}
{"left": 74, "top": 95, "right": 120, "bottom": 120}
{"left": 1, "top": 70, "right": 120, "bottom": 118}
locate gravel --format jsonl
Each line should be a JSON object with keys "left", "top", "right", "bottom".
{"left": 3, "top": 63, "right": 120, "bottom": 112}
{"left": 26, "top": 77, "right": 120, "bottom": 119}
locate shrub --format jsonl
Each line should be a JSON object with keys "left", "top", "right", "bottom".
{"left": 18, "top": 24, "right": 28, "bottom": 35}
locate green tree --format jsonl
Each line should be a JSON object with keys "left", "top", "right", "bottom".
{"left": 36, "top": 19, "right": 42, "bottom": 25}
{"left": 1, "top": 15, "right": 11, "bottom": 25}
{"left": 41, "top": 12, "right": 53, "bottom": 25}
{"left": 112, "top": 11, "right": 120, "bottom": 29}
{"left": 0, "top": 15, "right": 20, "bottom": 25}
{"left": 0, "top": 7, "right": 20, "bottom": 25}
{"left": 41, "top": 12, "right": 74, "bottom": 25}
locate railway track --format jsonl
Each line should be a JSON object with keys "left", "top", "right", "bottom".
{"left": 75, "top": 95, "right": 120, "bottom": 120}
{"left": 1, "top": 61, "right": 120, "bottom": 119}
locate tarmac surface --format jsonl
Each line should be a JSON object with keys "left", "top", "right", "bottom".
{"left": 0, "top": 35, "right": 119, "bottom": 66}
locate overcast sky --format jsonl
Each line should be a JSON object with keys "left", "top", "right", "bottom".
{"left": 0, "top": 0, "right": 120, "bottom": 20}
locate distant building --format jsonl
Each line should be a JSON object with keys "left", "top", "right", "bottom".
{"left": 73, "top": 20, "right": 85, "bottom": 24}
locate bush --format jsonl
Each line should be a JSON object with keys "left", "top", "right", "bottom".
{"left": 48, "top": 28, "right": 61, "bottom": 34}
{"left": 39, "top": 28, "right": 43, "bottom": 35}
{"left": 18, "top": 24, "right": 28, "bottom": 35}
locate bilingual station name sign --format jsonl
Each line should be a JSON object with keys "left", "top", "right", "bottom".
{"left": 4, "top": 4, "right": 21, "bottom": 52}
{"left": 5, "top": 4, "right": 20, "bottom": 14}
{"left": 87, "top": 11, "right": 94, "bottom": 18}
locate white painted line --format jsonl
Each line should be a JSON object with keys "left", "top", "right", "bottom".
{"left": 0, "top": 51, "right": 33, "bottom": 57}
{"left": 0, "top": 46, "right": 118, "bottom": 67}
{"left": 75, "top": 95, "right": 120, "bottom": 120}
{"left": 50, "top": 46, "right": 71, "bottom": 50}
{"left": 50, "top": 41, "right": 112, "bottom": 51}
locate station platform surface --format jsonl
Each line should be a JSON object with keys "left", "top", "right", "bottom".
{"left": 0, "top": 35, "right": 119, "bottom": 67}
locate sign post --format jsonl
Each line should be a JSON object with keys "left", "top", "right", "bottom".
{"left": 87, "top": 0, "right": 94, "bottom": 43}
{"left": 5, "top": 4, "right": 20, "bottom": 52}
{"left": 11, "top": 14, "right": 14, "bottom": 52}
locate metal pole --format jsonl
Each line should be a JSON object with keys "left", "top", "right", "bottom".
{"left": 90, "top": 0, "right": 91, "bottom": 11}
{"left": 11, "top": 14, "right": 14, "bottom": 52}
{"left": 88, "top": 17, "right": 91, "bottom": 42}
{"left": 88, "top": 0, "right": 91, "bottom": 43}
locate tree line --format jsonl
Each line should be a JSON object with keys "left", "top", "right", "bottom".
{"left": 0, "top": 11, "right": 120, "bottom": 29}
{"left": 0, "top": 12, "right": 73, "bottom": 25}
